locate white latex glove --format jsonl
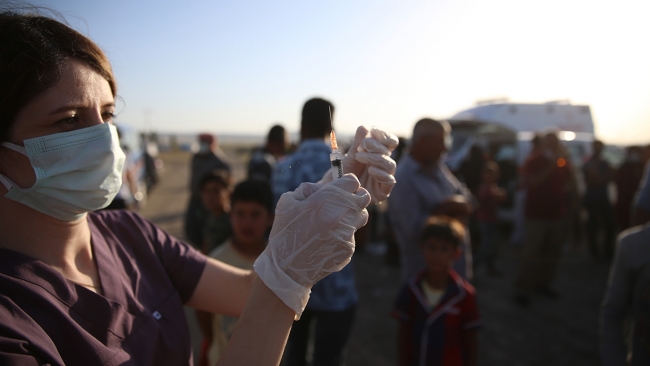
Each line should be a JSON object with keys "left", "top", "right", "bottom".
{"left": 253, "top": 174, "right": 371, "bottom": 319}
{"left": 320, "top": 126, "right": 399, "bottom": 203}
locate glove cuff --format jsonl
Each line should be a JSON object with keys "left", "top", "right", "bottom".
{"left": 253, "top": 253, "right": 311, "bottom": 320}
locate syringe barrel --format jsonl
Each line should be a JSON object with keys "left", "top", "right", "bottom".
{"left": 330, "top": 151, "right": 343, "bottom": 180}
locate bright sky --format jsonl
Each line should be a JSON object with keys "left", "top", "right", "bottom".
{"left": 32, "top": 0, "right": 650, "bottom": 144}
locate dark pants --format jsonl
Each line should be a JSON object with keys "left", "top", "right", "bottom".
{"left": 515, "top": 218, "right": 566, "bottom": 295}
{"left": 476, "top": 221, "right": 499, "bottom": 269}
{"left": 585, "top": 201, "right": 615, "bottom": 261}
{"left": 283, "top": 305, "right": 356, "bottom": 366}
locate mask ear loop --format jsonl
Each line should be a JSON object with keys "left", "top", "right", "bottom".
{"left": 0, "top": 143, "right": 28, "bottom": 191}
{"left": 0, "top": 174, "right": 14, "bottom": 191}
{"left": 1, "top": 142, "right": 28, "bottom": 155}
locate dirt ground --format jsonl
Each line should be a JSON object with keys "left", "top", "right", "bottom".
{"left": 140, "top": 150, "right": 611, "bottom": 366}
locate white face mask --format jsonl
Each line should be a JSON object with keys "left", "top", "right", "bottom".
{"left": 0, "top": 123, "right": 126, "bottom": 221}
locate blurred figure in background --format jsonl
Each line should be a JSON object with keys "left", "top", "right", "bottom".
{"left": 203, "top": 180, "right": 274, "bottom": 365}
{"left": 514, "top": 131, "right": 571, "bottom": 306}
{"left": 195, "top": 170, "right": 233, "bottom": 363}
{"left": 104, "top": 126, "right": 141, "bottom": 210}
{"left": 248, "top": 124, "right": 288, "bottom": 183}
{"left": 615, "top": 146, "right": 645, "bottom": 231}
{"left": 582, "top": 140, "right": 615, "bottom": 261}
{"left": 389, "top": 118, "right": 474, "bottom": 282}
{"left": 631, "top": 146, "right": 650, "bottom": 227}
{"left": 141, "top": 134, "right": 160, "bottom": 193}
{"left": 184, "top": 133, "right": 231, "bottom": 248}
{"left": 274, "top": 98, "right": 356, "bottom": 366}
{"left": 457, "top": 144, "right": 485, "bottom": 266}
{"left": 474, "top": 161, "right": 507, "bottom": 276}
{"left": 510, "top": 134, "right": 543, "bottom": 246}
{"left": 200, "top": 171, "right": 232, "bottom": 254}
{"left": 392, "top": 216, "right": 480, "bottom": 366}
{"left": 458, "top": 145, "right": 485, "bottom": 196}
{"left": 600, "top": 223, "right": 650, "bottom": 366}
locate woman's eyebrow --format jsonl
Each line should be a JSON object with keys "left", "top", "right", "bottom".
{"left": 47, "top": 105, "right": 81, "bottom": 115}
{"left": 47, "top": 102, "right": 115, "bottom": 115}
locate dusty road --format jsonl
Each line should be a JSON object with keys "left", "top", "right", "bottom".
{"left": 140, "top": 150, "right": 610, "bottom": 366}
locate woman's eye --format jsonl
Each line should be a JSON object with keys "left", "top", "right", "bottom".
{"left": 102, "top": 112, "right": 115, "bottom": 122}
{"left": 58, "top": 116, "right": 80, "bottom": 130}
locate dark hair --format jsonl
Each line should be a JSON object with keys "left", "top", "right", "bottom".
{"left": 267, "top": 124, "right": 286, "bottom": 143}
{"left": 199, "top": 170, "right": 229, "bottom": 191}
{"left": 301, "top": 98, "right": 333, "bottom": 139}
{"left": 231, "top": 179, "right": 273, "bottom": 213}
{"left": 419, "top": 216, "right": 465, "bottom": 247}
{"left": 0, "top": 9, "right": 116, "bottom": 143}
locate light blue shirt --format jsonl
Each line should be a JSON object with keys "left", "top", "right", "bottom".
{"left": 272, "top": 138, "right": 358, "bottom": 311}
{"left": 388, "top": 154, "right": 473, "bottom": 281}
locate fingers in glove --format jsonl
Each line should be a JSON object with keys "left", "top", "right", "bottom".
{"left": 349, "top": 126, "right": 370, "bottom": 155}
{"left": 370, "top": 128, "right": 399, "bottom": 151}
{"left": 328, "top": 173, "right": 362, "bottom": 193}
{"left": 367, "top": 166, "right": 397, "bottom": 184}
{"left": 357, "top": 208, "right": 370, "bottom": 229}
{"left": 355, "top": 152, "right": 397, "bottom": 174}
{"left": 292, "top": 182, "right": 324, "bottom": 200}
{"left": 354, "top": 186, "right": 372, "bottom": 208}
{"left": 360, "top": 138, "right": 390, "bottom": 155}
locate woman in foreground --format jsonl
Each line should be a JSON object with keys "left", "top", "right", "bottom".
{"left": 0, "top": 8, "right": 397, "bottom": 366}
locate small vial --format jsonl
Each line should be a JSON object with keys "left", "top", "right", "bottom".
{"left": 330, "top": 130, "right": 343, "bottom": 180}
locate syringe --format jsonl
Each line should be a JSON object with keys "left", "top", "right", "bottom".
{"left": 330, "top": 130, "right": 343, "bottom": 180}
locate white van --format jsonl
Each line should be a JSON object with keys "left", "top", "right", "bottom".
{"left": 445, "top": 100, "right": 597, "bottom": 221}
{"left": 446, "top": 100, "right": 595, "bottom": 169}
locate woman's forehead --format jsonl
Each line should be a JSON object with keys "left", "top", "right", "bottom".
{"left": 45, "top": 60, "right": 114, "bottom": 108}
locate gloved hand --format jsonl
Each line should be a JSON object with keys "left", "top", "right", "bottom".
{"left": 253, "top": 174, "right": 371, "bottom": 319}
{"left": 319, "top": 126, "right": 399, "bottom": 203}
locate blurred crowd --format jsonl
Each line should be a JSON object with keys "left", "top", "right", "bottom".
{"left": 111, "top": 96, "right": 650, "bottom": 365}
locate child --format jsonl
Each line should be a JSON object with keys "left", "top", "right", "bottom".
{"left": 199, "top": 170, "right": 232, "bottom": 254}
{"left": 203, "top": 179, "right": 274, "bottom": 365}
{"left": 475, "top": 161, "right": 507, "bottom": 276}
{"left": 392, "top": 216, "right": 481, "bottom": 366}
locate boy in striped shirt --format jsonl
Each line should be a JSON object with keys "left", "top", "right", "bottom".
{"left": 392, "top": 216, "right": 481, "bottom": 366}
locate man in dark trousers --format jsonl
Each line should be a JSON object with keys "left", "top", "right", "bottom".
{"left": 583, "top": 140, "right": 615, "bottom": 261}
{"left": 515, "top": 130, "right": 571, "bottom": 306}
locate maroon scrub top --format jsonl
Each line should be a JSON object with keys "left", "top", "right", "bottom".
{"left": 0, "top": 210, "right": 207, "bottom": 365}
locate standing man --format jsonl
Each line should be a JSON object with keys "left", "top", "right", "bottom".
{"left": 184, "top": 133, "right": 231, "bottom": 248}
{"left": 274, "top": 98, "right": 355, "bottom": 366}
{"left": 389, "top": 118, "right": 474, "bottom": 282}
{"left": 275, "top": 98, "right": 398, "bottom": 366}
{"left": 514, "top": 131, "right": 571, "bottom": 306}
{"left": 582, "top": 140, "right": 615, "bottom": 261}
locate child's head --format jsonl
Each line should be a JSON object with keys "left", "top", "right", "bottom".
{"left": 230, "top": 180, "right": 274, "bottom": 246}
{"left": 481, "top": 161, "right": 500, "bottom": 184}
{"left": 200, "top": 170, "right": 230, "bottom": 216}
{"left": 419, "top": 216, "right": 465, "bottom": 274}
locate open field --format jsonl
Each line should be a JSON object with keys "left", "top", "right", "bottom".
{"left": 140, "top": 149, "right": 611, "bottom": 366}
